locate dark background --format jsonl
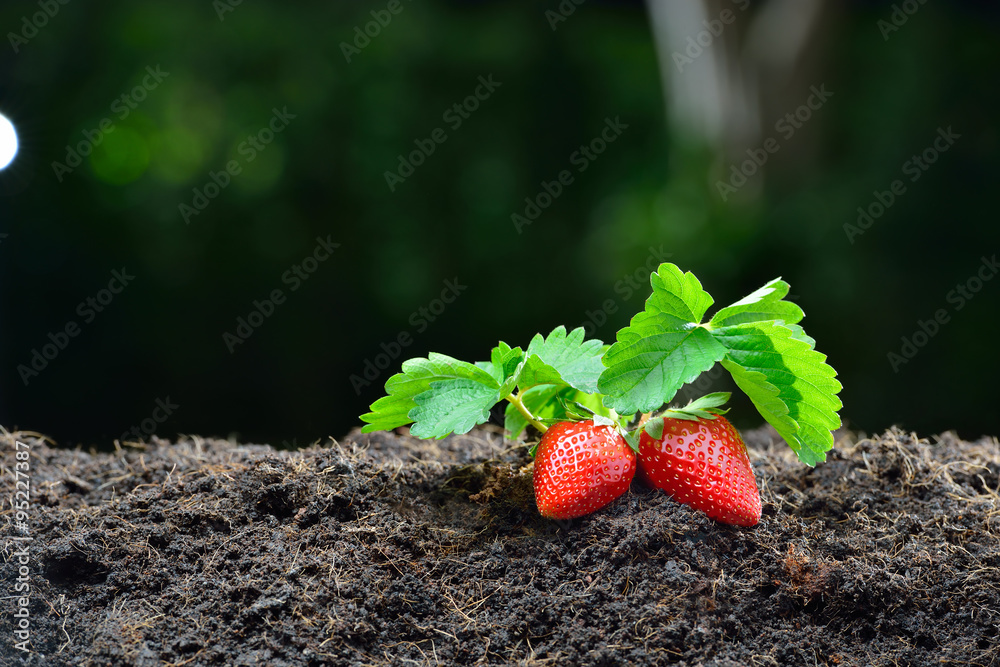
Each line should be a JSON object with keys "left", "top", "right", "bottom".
{"left": 1, "top": 0, "right": 997, "bottom": 448}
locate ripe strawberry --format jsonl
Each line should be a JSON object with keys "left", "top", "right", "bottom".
{"left": 638, "top": 416, "right": 761, "bottom": 527}
{"left": 533, "top": 420, "right": 637, "bottom": 520}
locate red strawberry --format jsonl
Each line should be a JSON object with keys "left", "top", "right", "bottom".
{"left": 638, "top": 416, "right": 761, "bottom": 527}
{"left": 533, "top": 420, "right": 637, "bottom": 520}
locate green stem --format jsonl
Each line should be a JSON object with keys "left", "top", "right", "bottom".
{"left": 505, "top": 391, "right": 548, "bottom": 434}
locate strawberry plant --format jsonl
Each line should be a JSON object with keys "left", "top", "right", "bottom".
{"left": 360, "top": 263, "right": 842, "bottom": 525}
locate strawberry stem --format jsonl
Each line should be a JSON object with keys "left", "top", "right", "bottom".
{"left": 505, "top": 391, "right": 548, "bottom": 434}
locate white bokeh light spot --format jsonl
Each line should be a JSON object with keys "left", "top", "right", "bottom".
{"left": 0, "top": 113, "right": 19, "bottom": 170}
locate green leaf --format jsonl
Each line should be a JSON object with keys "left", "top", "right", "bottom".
{"left": 709, "top": 278, "right": 815, "bottom": 348}
{"left": 599, "top": 325, "right": 728, "bottom": 415}
{"left": 714, "top": 322, "right": 842, "bottom": 465}
{"left": 721, "top": 357, "right": 799, "bottom": 452}
{"left": 639, "top": 263, "right": 716, "bottom": 327}
{"left": 599, "top": 264, "right": 728, "bottom": 414}
{"left": 476, "top": 342, "right": 522, "bottom": 382}
{"left": 656, "top": 392, "right": 732, "bottom": 421}
{"left": 779, "top": 323, "right": 816, "bottom": 349}
{"left": 409, "top": 378, "right": 501, "bottom": 439}
{"left": 522, "top": 326, "right": 606, "bottom": 394}
{"left": 492, "top": 343, "right": 526, "bottom": 399}
{"left": 514, "top": 354, "right": 568, "bottom": 391}
{"left": 360, "top": 353, "right": 500, "bottom": 435}
{"left": 622, "top": 428, "right": 641, "bottom": 452}
{"left": 709, "top": 278, "right": 804, "bottom": 329}
{"left": 475, "top": 345, "right": 504, "bottom": 383}
{"left": 557, "top": 396, "right": 597, "bottom": 421}
{"left": 644, "top": 418, "right": 665, "bottom": 439}
{"left": 681, "top": 391, "right": 731, "bottom": 411}
{"left": 592, "top": 414, "right": 617, "bottom": 429}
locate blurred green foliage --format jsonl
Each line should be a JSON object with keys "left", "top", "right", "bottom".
{"left": 1, "top": 0, "right": 997, "bottom": 446}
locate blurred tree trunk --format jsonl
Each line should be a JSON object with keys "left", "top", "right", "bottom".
{"left": 647, "top": 0, "right": 840, "bottom": 195}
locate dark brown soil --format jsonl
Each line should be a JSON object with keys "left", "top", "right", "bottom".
{"left": 2, "top": 424, "right": 999, "bottom": 666}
